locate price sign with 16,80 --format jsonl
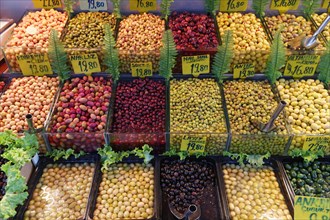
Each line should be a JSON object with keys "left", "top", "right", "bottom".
{"left": 180, "top": 136, "right": 207, "bottom": 154}
{"left": 182, "top": 54, "right": 210, "bottom": 77}
{"left": 233, "top": 63, "right": 255, "bottom": 79}
{"left": 130, "top": 0, "right": 156, "bottom": 12}
{"left": 294, "top": 196, "right": 329, "bottom": 220}
{"left": 270, "top": 0, "right": 300, "bottom": 12}
{"left": 32, "top": 0, "right": 62, "bottom": 8}
{"left": 303, "top": 136, "right": 330, "bottom": 152}
{"left": 69, "top": 53, "right": 101, "bottom": 75}
{"left": 284, "top": 55, "right": 320, "bottom": 78}
{"left": 220, "top": 0, "right": 248, "bottom": 12}
{"left": 16, "top": 54, "right": 53, "bottom": 76}
{"left": 131, "top": 62, "right": 153, "bottom": 78}
{"left": 79, "top": 0, "right": 107, "bottom": 11}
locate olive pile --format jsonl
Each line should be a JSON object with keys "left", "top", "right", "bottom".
{"left": 170, "top": 78, "right": 227, "bottom": 154}
{"left": 0, "top": 146, "right": 7, "bottom": 200}
{"left": 24, "top": 163, "right": 94, "bottom": 220}
{"left": 93, "top": 163, "right": 154, "bottom": 219}
{"left": 161, "top": 159, "right": 216, "bottom": 214}
{"left": 223, "top": 163, "right": 292, "bottom": 220}
{"left": 224, "top": 80, "right": 288, "bottom": 154}
{"left": 284, "top": 161, "right": 330, "bottom": 198}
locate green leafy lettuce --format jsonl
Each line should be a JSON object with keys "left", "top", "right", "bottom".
{"left": 132, "top": 144, "right": 154, "bottom": 164}
{"left": 45, "top": 149, "right": 86, "bottom": 161}
{"left": 224, "top": 151, "right": 271, "bottom": 167}
{"left": 288, "top": 148, "right": 325, "bottom": 164}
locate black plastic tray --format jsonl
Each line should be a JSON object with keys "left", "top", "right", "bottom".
{"left": 87, "top": 156, "right": 160, "bottom": 220}
{"left": 14, "top": 154, "right": 101, "bottom": 220}
{"left": 277, "top": 156, "right": 330, "bottom": 204}
{"left": 158, "top": 156, "right": 226, "bottom": 220}
{"left": 216, "top": 157, "right": 294, "bottom": 220}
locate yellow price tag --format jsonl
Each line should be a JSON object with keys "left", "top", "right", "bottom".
{"left": 130, "top": 0, "right": 156, "bottom": 12}
{"left": 131, "top": 62, "right": 153, "bottom": 78}
{"left": 182, "top": 55, "right": 210, "bottom": 77}
{"left": 16, "top": 54, "right": 53, "bottom": 76}
{"left": 321, "top": 0, "right": 329, "bottom": 10}
{"left": 180, "top": 136, "right": 206, "bottom": 154}
{"left": 220, "top": 0, "right": 248, "bottom": 12}
{"left": 284, "top": 55, "right": 320, "bottom": 78}
{"left": 303, "top": 136, "right": 330, "bottom": 152}
{"left": 294, "top": 196, "right": 330, "bottom": 220}
{"left": 233, "top": 63, "right": 255, "bottom": 79}
{"left": 270, "top": 0, "right": 300, "bottom": 12}
{"left": 69, "top": 53, "right": 101, "bottom": 75}
{"left": 32, "top": 0, "right": 62, "bottom": 8}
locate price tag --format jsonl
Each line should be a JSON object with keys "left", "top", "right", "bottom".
{"left": 284, "top": 55, "right": 320, "bottom": 78}
{"left": 303, "top": 136, "right": 330, "bottom": 152}
{"left": 270, "top": 0, "right": 300, "bottom": 12}
{"left": 130, "top": 0, "right": 157, "bottom": 12}
{"left": 79, "top": 0, "right": 108, "bottom": 11}
{"left": 294, "top": 196, "right": 330, "bottom": 220}
{"left": 180, "top": 136, "right": 206, "bottom": 153}
{"left": 233, "top": 63, "right": 255, "bottom": 79}
{"left": 69, "top": 53, "right": 101, "bottom": 75}
{"left": 16, "top": 54, "right": 53, "bottom": 76}
{"left": 321, "top": 0, "right": 329, "bottom": 10}
{"left": 131, "top": 62, "right": 153, "bottom": 78}
{"left": 219, "top": 0, "right": 248, "bottom": 12}
{"left": 32, "top": 0, "right": 62, "bottom": 8}
{"left": 182, "top": 55, "right": 210, "bottom": 77}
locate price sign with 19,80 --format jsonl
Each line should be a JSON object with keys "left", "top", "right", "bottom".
{"left": 69, "top": 53, "right": 101, "bottom": 75}
{"left": 182, "top": 54, "right": 210, "bottom": 77}
{"left": 130, "top": 0, "right": 156, "bottom": 12}
{"left": 180, "top": 136, "right": 207, "bottom": 154}
{"left": 131, "top": 62, "right": 153, "bottom": 78}
{"left": 16, "top": 54, "right": 53, "bottom": 76}
{"left": 32, "top": 0, "right": 62, "bottom": 8}
{"left": 79, "top": 0, "right": 107, "bottom": 11}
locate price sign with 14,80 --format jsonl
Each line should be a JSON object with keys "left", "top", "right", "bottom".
{"left": 303, "top": 136, "right": 330, "bottom": 152}
{"left": 182, "top": 55, "right": 210, "bottom": 77}
{"left": 233, "top": 63, "right": 255, "bottom": 79}
{"left": 294, "top": 196, "right": 329, "bottom": 220}
{"left": 220, "top": 0, "right": 248, "bottom": 12}
{"left": 130, "top": 0, "right": 156, "bottom": 12}
{"left": 69, "top": 53, "right": 101, "bottom": 75}
{"left": 131, "top": 62, "right": 153, "bottom": 78}
{"left": 270, "top": 0, "right": 300, "bottom": 12}
{"left": 32, "top": 0, "right": 62, "bottom": 8}
{"left": 79, "top": 0, "right": 107, "bottom": 11}
{"left": 180, "top": 136, "right": 207, "bottom": 154}
{"left": 284, "top": 55, "right": 320, "bottom": 78}
{"left": 16, "top": 54, "right": 53, "bottom": 76}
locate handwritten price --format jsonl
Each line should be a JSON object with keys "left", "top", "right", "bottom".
{"left": 286, "top": 64, "right": 315, "bottom": 77}
{"left": 88, "top": 0, "right": 105, "bottom": 9}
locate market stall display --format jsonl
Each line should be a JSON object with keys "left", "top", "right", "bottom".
{"left": 47, "top": 75, "right": 112, "bottom": 152}
{"left": 170, "top": 78, "right": 228, "bottom": 154}
{"left": 220, "top": 162, "right": 293, "bottom": 220}
{"left": 3, "top": 9, "right": 68, "bottom": 72}
{"left": 169, "top": 12, "right": 219, "bottom": 73}
{"left": 62, "top": 12, "right": 117, "bottom": 71}
{"left": 92, "top": 162, "right": 155, "bottom": 219}
{"left": 276, "top": 78, "right": 330, "bottom": 153}
{"left": 116, "top": 13, "right": 164, "bottom": 73}
{"left": 109, "top": 78, "right": 166, "bottom": 152}
{"left": 216, "top": 12, "right": 270, "bottom": 72}
{"left": 223, "top": 80, "right": 289, "bottom": 154}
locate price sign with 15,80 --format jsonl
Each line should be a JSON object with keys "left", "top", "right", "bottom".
{"left": 32, "top": 0, "right": 62, "bottom": 8}
{"left": 16, "top": 54, "right": 53, "bottom": 76}
{"left": 69, "top": 53, "right": 101, "bottom": 75}
{"left": 303, "top": 136, "right": 330, "bottom": 152}
{"left": 180, "top": 136, "right": 207, "bottom": 154}
{"left": 131, "top": 62, "right": 153, "bottom": 78}
{"left": 233, "top": 63, "right": 255, "bottom": 79}
{"left": 79, "top": 0, "right": 107, "bottom": 11}
{"left": 294, "top": 196, "right": 329, "bottom": 220}
{"left": 182, "top": 54, "right": 210, "bottom": 77}
{"left": 220, "top": 0, "right": 248, "bottom": 12}
{"left": 284, "top": 55, "right": 320, "bottom": 78}
{"left": 270, "top": 0, "right": 300, "bottom": 12}
{"left": 130, "top": 0, "right": 156, "bottom": 12}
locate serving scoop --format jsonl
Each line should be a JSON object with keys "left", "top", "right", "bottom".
{"left": 250, "top": 100, "right": 287, "bottom": 133}
{"left": 169, "top": 202, "right": 201, "bottom": 220}
{"left": 300, "top": 15, "right": 330, "bottom": 50}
